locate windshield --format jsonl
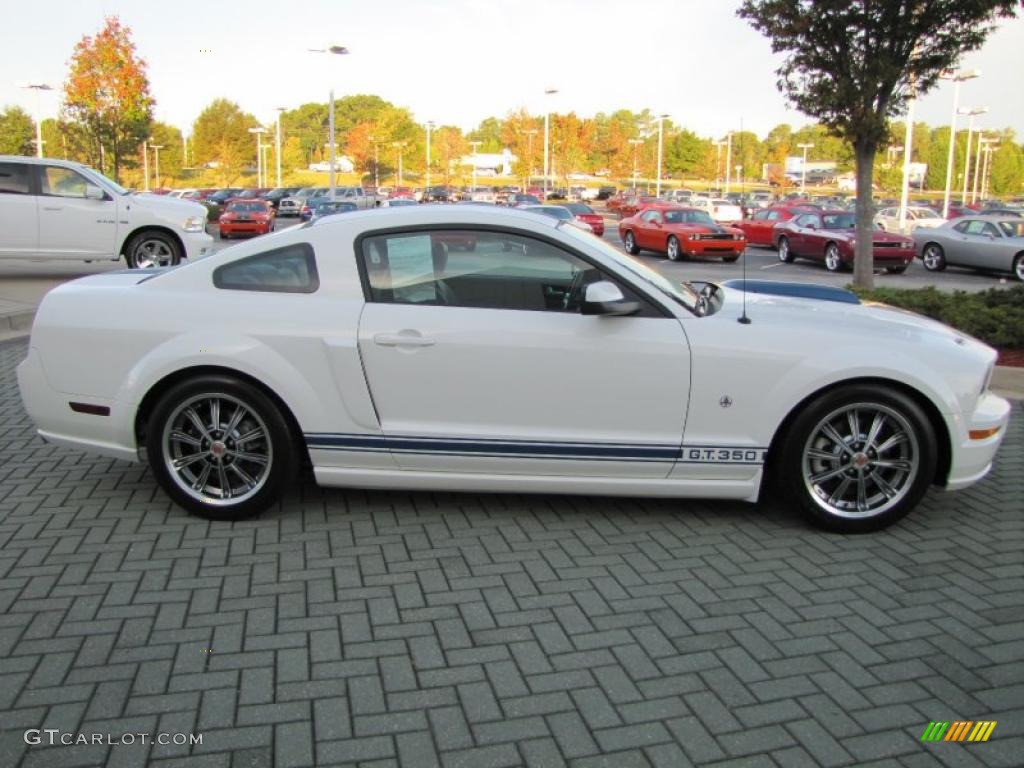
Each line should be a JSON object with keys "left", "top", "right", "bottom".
{"left": 78, "top": 164, "right": 130, "bottom": 196}
{"left": 913, "top": 208, "right": 940, "bottom": 219}
{"left": 227, "top": 202, "right": 266, "bottom": 212}
{"left": 665, "top": 209, "right": 713, "bottom": 225}
{"left": 998, "top": 220, "right": 1024, "bottom": 237}
{"left": 822, "top": 213, "right": 856, "bottom": 229}
{"left": 557, "top": 222, "right": 700, "bottom": 312}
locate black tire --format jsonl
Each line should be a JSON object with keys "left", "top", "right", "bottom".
{"left": 219, "top": 230, "right": 227, "bottom": 240}
{"left": 125, "top": 229, "right": 183, "bottom": 269}
{"left": 623, "top": 231, "right": 639, "bottom": 255}
{"left": 666, "top": 235, "right": 681, "bottom": 261}
{"left": 145, "top": 375, "right": 297, "bottom": 521}
{"left": 723, "top": 254, "right": 740, "bottom": 263}
{"left": 1013, "top": 253, "right": 1024, "bottom": 282}
{"left": 921, "top": 243, "right": 946, "bottom": 272}
{"left": 886, "top": 265, "right": 908, "bottom": 274}
{"left": 777, "top": 384, "right": 936, "bottom": 533}
{"left": 777, "top": 236, "right": 794, "bottom": 263}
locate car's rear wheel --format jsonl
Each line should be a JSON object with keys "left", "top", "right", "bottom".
{"left": 824, "top": 243, "right": 843, "bottom": 272}
{"left": 623, "top": 231, "right": 639, "bottom": 255}
{"left": 886, "top": 265, "right": 908, "bottom": 274}
{"left": 777, "top": 236, "right": 794, "bottom": 263}
{"left": 922, "top": 243, "right": 946, "bottom": 271}
{"left": 145, "top": 376, "right": 297, "bottom": 521}
{"left": 125, "top": 230, "right": 182, "bottom": 269}
{"left": 778, "top": 385, "right": 936, "bottom": 533}
{"left": 1013, "top": 253, "right": 1024, "bottom": 282}
{"left": 666, "top": 236, "right": 681, "bottom": 261}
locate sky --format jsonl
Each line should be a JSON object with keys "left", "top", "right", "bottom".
{"left": 3, "top": 0, "right": 1022, "bottom": 142}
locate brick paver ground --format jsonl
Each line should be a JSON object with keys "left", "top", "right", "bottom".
{"left": 0, "top": 335, "right": 1021, "bottom": 768}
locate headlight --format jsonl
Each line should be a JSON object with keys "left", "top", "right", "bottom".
{"left": 182, "top": 216, "right": 205, "bottom": 233}
{"left": 688, "top": 233, "right": 699, "bottom": 241}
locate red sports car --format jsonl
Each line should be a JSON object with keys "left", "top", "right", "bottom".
{"left": 561, "top": 202, "right": 605, "bottom": 236}
{"left": 218, "top": 200, "right": 275, "bottom": 239}
{"left": 619, "top": 205, "right": 746, "bottom": 262}
{"left": 773, "top": 210, "right": 914, "bottom": 273}
{"left": 732, "top": 205, "right": 816, "bottom": 246}
{"left": 618, "top": 195, "right": 661, "bottom": 219}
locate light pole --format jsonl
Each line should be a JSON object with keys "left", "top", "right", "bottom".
{"left": 309, "top": 45, "right": 350, "bottom": 196}
{"left": 797, "top": 142, "right": 814, "bottom": 196}
{"left": 142, "top": 140, "right": 149, "bottom": 191}
{"left": 958, "top": 106, "right": 987, "bottom": 207}
{"left": 424, "top": 121, "right": 435, "bottom": 192}
{"left": 150, "top": 144, "right": 164, "bottom": 188}
{"left": 629, "top": 138, "right": 643, "bottom": 190}
{"left": 469, "top": 140, "right": 482, "bottom": 192}
{"left": 654, "top": 114, "right": 669, "bottom": 197}
{"left": 724, "top": 132, "right": 733, "bottom": 194}
{"left": 275, "top": 107, "right": 285, "bottom": 188}
{"left": 939, "top": 69, "right": 979, "bottom": 218}
{"left": 713, "top": 140, "right": 725, "bottom": 187}
{"left": 248, "top": 127, "right": 266, "bottom": 187}
{"left": 19, "top": 82, "right": 53, "bottom": 158}
{"left": 972, "top": 132, "right": 989, "bottom": 204}
{"left": 392, "top": 142, "right": 405, "bottom": 187}
{"left": 261, "top": 145, "right": 272, "bottom": 186}
{"left": 542, "top": 87, "right": 558, "bottom": 198}
{"left": 524, "top": 128, "right": 538, "bottom": 187}
{"left": 978, "top": 138, "right": 998, "bottom": 201}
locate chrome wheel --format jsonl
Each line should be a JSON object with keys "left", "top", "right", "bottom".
{"left": 162, "top": 393, "right": 273, "bottom": 506}
{"left": 825, "top": 244, "right": 842, "bottom": 272}
{"left": 1014, "top": 254, "right": 1024, "bottom": 282}
{"left": 777, "top": 237, "right": 792, "bottom": 263}
{"left": 801, "top": 403, "right": 920, "bottom": 520}
{"left": 133, "top": 238, "right": 175, "bottom": 268}
{"left": 922, "top": 244, "right": 945, "bottom": 271}
{"left": 623, "top": 231, "right": 638, "bottom": 254}
{"left": 667, "top": 236, "right": 680, "bottom": 261}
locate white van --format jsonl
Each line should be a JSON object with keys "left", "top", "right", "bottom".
{"left": 0, "top": 155, "right": 213, "bottom": 268}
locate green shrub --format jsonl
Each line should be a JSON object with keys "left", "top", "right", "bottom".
{"left": 852, "top": 285, "right": 1024, "bottom": 349}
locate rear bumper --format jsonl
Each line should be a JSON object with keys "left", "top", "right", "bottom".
{"left": 944, "top": 391, "right": 1012, "bottom": 491}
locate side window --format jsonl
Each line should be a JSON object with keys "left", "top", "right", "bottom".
{"left": 359, "top": 229, "right": 656, "bottom": 315}
{"left": 795, "top": 214, "right": 817, "bottom": 227}
{"left": 214, "top": 243, "right": 318, "bottom": 293}
{"left": 39, "top": 166, "right": 90, "bottom": 198}
{"left": 962, "top": 220, "right": 990, "bottom": 236}
{"left": 953, "top": 220, "right": 971, "bottom": 234}
{"left": 0, "top": 162, "right": 31, "bottom": 195}
{"left": 640, "top": 210, "right": 660, "bottom": 224}
{"left": 765, "top": 210, "right": 780, "bottom": 221}
{"left": 981, "top": 222, "right": 1000, "bottom": 238}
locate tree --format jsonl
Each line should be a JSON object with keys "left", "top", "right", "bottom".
{"left": 739, "top": 0, "right": 1018, "bottom": 289}
{"left": 62, "top": 16, "right": 154, "bottom": 182}
{"left": 191, "top": 99, "right": 259, "bottom": 185}
{"left": 0, "top": 106, "right": 34, "bottom": 155}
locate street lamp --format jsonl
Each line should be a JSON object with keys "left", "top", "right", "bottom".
{"left": 150, "top": 144, "right": 164, "bottom": 188}
{"left": 940, "top": 69, "right": 980, "bottom": 218}
{"left": 309, "top": 45, "right": 350, "bottom": 196}
{"left": 142, "top": 140, "right": 150, "bottom": 191}
{"left": 469, "top": 140, "right": 482, "bottom": 193}
{"left": 723, "top": 131, "right": 734, "bottom": 194}
{"left": 248, "top": 127, "right": 266, "bottom": 187}
{"left": 524, "top": 128, "right": 538, "bottom": 187}
{"left": 958, "top": 106, "right": 987, "bottom": 207}
{"left": 542, "top": 87, "right": 558, "bottom": 198}
{"left": 797, "top": 142, "right": 814, "bottom": 196}
{"left": 628, "top": 138, "right": 643, "bottom": 190}
{"left": 275, "top": 107, "right": 286, "bottom": 188}
{"left": 19, "top": 82, "right": 53, "bottom": 158}
{"left": 424, "top": 121, "right": 435, "bottom": 192}
{"left": 978, "top": 137, "right": 998, "bottom": 201}
{"left": 392, "top": 141, "right": 406, "bottom": 187}
{"left": 654, "top": 114, "right": 669, "bottom": 197}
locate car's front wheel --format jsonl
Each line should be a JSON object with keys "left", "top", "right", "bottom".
{"left": 824, "top": 243, "right": 843, "bottom": 272}
{"left": 922, "top": 244, "right": 946, "bottom": 271}
{"left": 623, "top": 231, "right": 639, "bottom": 255}
{"left": 666, "top": 236, "right": 681, "bottom": 261}
{"left": 778, "top": 385, "right": 936, "bottom": 533}
{"left": 1013, "top": 253, "right": 1024, "bottom": 282}
{"left": 777, "top": 236, "right": 794, "bottom": 263}
{"left": 125, "top": 230, "right": 182, "bottom": 269}
{"left": 145, "top": 376, "right": 297, "bottom": 520}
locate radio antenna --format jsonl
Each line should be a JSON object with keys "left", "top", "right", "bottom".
{"left": 738, "top": 116, "right": 751, "bottom": 325}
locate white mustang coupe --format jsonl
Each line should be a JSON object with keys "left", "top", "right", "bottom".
{"left": 18, "top": 206, "right": 1010, "bottom": 532}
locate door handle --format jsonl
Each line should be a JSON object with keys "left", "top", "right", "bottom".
{"left": 373, "top": 332, "right": 435, "bottom": 347}
{"left": 43, "top": 206, "right": 62, "bottom": 212}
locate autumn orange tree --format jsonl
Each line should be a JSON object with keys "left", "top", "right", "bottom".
{"left": 62, "top": 16, "right": 153, "bottom": 181}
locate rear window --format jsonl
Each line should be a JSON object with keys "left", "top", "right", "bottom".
{"left": 213, "top": 243, "right": 319, "bottom": 293}
{"left": 0, "top": 162, "right": 31, "bottom": 194}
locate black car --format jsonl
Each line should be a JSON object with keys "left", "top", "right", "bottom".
{"left": 423, "top": 186, "right": 451, "bottom": 203}
{"left": 595, "top": 185, "right": 617, "bottom": 201}
{"left": 308, "top": 199, "right": 358, "bottom": 221}
{"left": 262, "top": 187, "right": 300, "bottom": 209}
{"left": 209, "top": 188, "right": 243, "bottom": 205}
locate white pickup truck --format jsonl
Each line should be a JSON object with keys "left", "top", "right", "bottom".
{"left": 0, "top": 155, "right": 213, "bottom": 268}
{"left": 330, "top": 186, "right": 381, "bottom": 208}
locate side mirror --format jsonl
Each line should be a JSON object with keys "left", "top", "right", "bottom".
{"left": 84, "top": 185, "right": 106, "bottom": 201}
{"left": 582, "top": 280, "right": 640, "bottom": 317}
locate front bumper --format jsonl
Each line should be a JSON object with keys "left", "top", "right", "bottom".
{"left": 683, "top": 240, "right": 745, "bottom": 257}
{"left": 945, "top": 391, "right": 1012, "bottom": 491}
{"left": 220, "top": 221, "right": 272, "bottom": 235}
{"left": 182, "top": 230, "right": 215, "bottom": 261}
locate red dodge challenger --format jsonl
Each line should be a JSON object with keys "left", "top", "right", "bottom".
{"left": 218, "top": 200, "right": 275, "bottom": 239}
{"left": 732, "top": 204, "right": 817, "bottom": 246}
{"left": 619, "top": 205, "right": 746, "bottom": 262}
{"left": 773, "top": 210, "right": 914, "bottom": 273}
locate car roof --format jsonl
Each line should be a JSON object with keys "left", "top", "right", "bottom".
{"left": 311, "top": 203, "right": 561, "bottom": 230}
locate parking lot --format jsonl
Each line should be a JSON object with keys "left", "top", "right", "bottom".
{"left": 0, "top": 331, "right": 1021, "bottom": 767}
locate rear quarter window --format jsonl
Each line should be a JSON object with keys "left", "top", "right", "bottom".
{"left": 213, "top": 243, "right": 319, "bottom": 293}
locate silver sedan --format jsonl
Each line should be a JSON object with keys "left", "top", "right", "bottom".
{"left": 914, "top": 215, "right": 1024, "bottom": 281}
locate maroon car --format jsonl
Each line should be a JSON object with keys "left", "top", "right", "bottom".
{"left": 733, "top": 205, "right": 816, "bottom": 246}
{"left": 561, "top": 202, "right": 605, "bottom": 236}
{"left": 773, "top": 210, "right": 914, "bottom": 273}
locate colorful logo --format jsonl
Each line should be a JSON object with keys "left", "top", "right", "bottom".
{"left": 921, "top": 721, "right": 997, "bottom": 742}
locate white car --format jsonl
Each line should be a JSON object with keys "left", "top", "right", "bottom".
{"left": 17, "top": 206, "right": 1009, "bottom": 533}
{"left": 0, "top": 155, "right": 213, "bottom": 267}
{"left": 874, "top": 206, "right": 945, "bottom": 233}
{"left": 693, "top": 198, "right": 744, "bottom": 224}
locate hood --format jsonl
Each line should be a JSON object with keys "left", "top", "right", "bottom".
{"left": 672, "top": 223, "right": 741, "bottom": 235}
{"left": 131, "top": 193, "right": 207, "bottom": 218}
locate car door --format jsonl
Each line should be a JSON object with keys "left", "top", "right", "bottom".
{"left": 36, "top": 165, "right": 119, "bottom": 258}
{"left": 750, "top": 209, "right": 775, "bottom": 244}
{"left": 0, "top": 161, "right": 39, "bottom": 258}
{"left": 947, "top": 219, "right": 989, "bottom": 267}
{"left": 787, "top": 213, "right": 816, "bottom": 255}
{"left": 637, "top": 209, "right": 662, "bottom": 249}
{"left": 355, "top": 227, "right": 690, "bottom": 479}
